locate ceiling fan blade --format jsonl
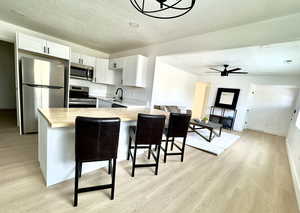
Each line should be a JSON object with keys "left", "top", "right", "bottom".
{"left": 229, "top": 72, "right": 248, "bottom": 74}
{"left": 209, "top": 68, "right": 222, "bottom": 72}
{"left": 205, "top": 72, "right": 220, "bottom": 73}
{"left": 228, "top": 68, "right": 242, "bottom": 72}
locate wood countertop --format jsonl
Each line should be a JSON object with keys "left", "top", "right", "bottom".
{"left": 38, "top": 108, "right": 168, "bottom": 128}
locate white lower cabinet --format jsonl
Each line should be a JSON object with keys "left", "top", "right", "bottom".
{"left": 97, "top": 99, "right": 112, "bottom": 108}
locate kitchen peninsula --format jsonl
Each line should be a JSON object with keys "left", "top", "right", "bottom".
{"left": 38, "top": 108, "right": 168, "bottom": 187}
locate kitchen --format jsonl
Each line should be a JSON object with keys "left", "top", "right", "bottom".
{"left": 15, "top": 32, "right": 149, "bottom": 135}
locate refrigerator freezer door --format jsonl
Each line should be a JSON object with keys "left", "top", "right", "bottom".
{"left": 22, "top": 84, "right": 41, "bottom": 133}
{"left": 21, "top": 57, "right": 65, "bottom": 87}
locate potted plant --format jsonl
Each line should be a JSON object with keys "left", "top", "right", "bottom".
{"left": 202, "top": 117, "right": 209, "bottom": 124}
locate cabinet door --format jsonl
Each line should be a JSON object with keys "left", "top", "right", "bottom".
{"left": 109, "top": 57, "right": 124, "bottom": 70}
{"left": 18, "top": 33, "right": 47, "bottom": 54}
{"left": 95, "top": 58, "right": 108, "bottom": 84}
{"left": 103, "top": 100, "right": 112, "bottom": 108}
{"left": 71, "top": 52, "right": 81, "bottom": 64}
{"left": 82, "top": 55, "right": 96, "bottom": 67}
{"left": 122, "top": 55, "right": 147, "bottom": 87}
{"left": 46, "top": 41, "right": 70, "bottom": 60}
{"left": 123, "top": 55, "right": 138, "bottom": 87}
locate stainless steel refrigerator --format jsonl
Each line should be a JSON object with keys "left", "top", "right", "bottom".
{"left": 21, "top": 57, "right": 65, "bottom": 133}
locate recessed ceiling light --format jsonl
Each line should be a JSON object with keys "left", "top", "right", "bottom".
{"left": 128, "top": 22, "right": 140, "bottom": 28}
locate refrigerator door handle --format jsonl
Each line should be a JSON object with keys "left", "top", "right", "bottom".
{"left": 47, "top": 85, "right": 64, "bottom": 89}
{"left": 24, "top": 84, "right": 63, "bottom": 89}
{"left": 24, "top": 83, "right": 45, "bottom": 88}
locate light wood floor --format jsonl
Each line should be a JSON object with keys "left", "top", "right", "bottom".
{"left": 0, "top": 110, "right": 299, "bottom": 213}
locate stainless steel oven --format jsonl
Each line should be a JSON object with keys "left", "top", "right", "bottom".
{"left": 70, "top": 63, "right": 94, "bottom": 81}
{"left": 69, "top": 86, "right": 97, "bottom": 108}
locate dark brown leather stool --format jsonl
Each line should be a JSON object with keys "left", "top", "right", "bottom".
{"left": 161, "top": 113, "right": 191, "bottom": 163}
{"left": 74, "top": 117, "right": 121, "bottom": 207}
{"left": 127, "top": 113, "right": 166, "bottom": 177}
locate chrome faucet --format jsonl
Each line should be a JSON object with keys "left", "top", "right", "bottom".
{"left": 115, "top": 88, "right": 124, "bottom": 101}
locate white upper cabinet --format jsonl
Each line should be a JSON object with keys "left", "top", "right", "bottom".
{"left": 95, "top": 58, "right": 108, "bottom": 84}
{"left": 18, "top": 33, "right": 70, "bottom": 60}
{"left": 109, "top": 57, "right": 125, "bottom": 70}
{"left": 71, "top": 52, "right": 81, "bottom": 64}
{"left": 71, "top": 52, "right": 96, "bottom": 67}
{"left": 46, "top": 41, "right": 70, "bottom": 60}
{"left": 122, "top": 55, "right": 147, "bottom": 88}
{"left": 95, "top": 58, "right": 121, "bottom": 85}
{"left": 83, "top": 55, "right": 96, "bottom": 67}
{"left": 18, "top": 33, "right": 47, "bottom": 55}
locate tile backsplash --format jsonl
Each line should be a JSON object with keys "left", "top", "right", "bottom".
{"left": 106, "top": 85, "right": 147, "bottom": 103}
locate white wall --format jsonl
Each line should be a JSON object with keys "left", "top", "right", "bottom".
{"left": 246, "top": 85, "right": 299, "bottom": 136}
{"left": 0, "top": 40, "right": 15, "bottom": 109}
{"left": 196, "top": 75, "right": 300, "bottom": 131}
{"left": 151, "top": 60, "right": 200, "bottom": 108}
{"left": 286, "top": 92, "right": 300, "bottom": 209}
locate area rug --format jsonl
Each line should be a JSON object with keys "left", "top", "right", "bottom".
{"left": 185, "top": 129, "right": 240, "bottom": 155}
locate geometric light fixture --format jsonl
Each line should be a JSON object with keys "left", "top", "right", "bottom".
{"left": 129, "top": 0, "right": 196, "bottom": 19}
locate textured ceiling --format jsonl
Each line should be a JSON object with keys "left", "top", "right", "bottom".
{"left": 160, "top": 41, "right": 300, "bottom": 75}
{"left": 0, "top": 0, "right": 299, "bottom": 53}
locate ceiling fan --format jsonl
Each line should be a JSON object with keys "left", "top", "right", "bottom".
{"left": 207, "top": 64, "right": 248, "bottom": 76}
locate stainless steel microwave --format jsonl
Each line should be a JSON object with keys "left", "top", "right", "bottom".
{"left": 70, "top": 63, "right": 94, "bottom": 81}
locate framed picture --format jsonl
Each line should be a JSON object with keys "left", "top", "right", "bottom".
{"left": 214, "top": 88, "right": 240, "bottom": 110}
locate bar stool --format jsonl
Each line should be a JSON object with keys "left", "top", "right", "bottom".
{"left": 74, "top": 117, "right": 121, "bottom": 207}
{"left": 127, "top": 113, "right": 166, "bottom": 177}
{"left": 161, "top": 113, "right": 191, "bottom": 163}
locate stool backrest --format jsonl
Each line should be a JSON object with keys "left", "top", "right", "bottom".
{"left": 167, "top": 113, "right": 191, "bottom": 138}
{"left": 135, "top": 113, "right": 166, "bottom": 145}
{"left": 75, "top": 117, "right": 121, "bottom": 162}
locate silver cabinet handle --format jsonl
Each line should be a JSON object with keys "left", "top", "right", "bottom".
{"left": 43, "top": 46, "right": 46, "bottom": 53}
{"left": 48, "top": 47, "right": 50, "bottom": 54}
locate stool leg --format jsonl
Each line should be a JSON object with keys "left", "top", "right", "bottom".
{"left": 78, "top": 162, "right": 82, "bottom": 178}
{"left": 155, "top": 144, "right": 161, "bottom": 175}
{"left": 147, "top": 145, "right": 151, "bottom": 159}
{"left": 111, "top": 158, "right": 117, "bottom": 200}
{"left": 164, "top": 138, "right": 169, "bottom": 163}
{"left": 181, "top": 137, "right": 187, "bottom": 162}
{"left": 127, "top": 136, "right": 132, "bottom": 160}
{"left": 74, "top": 162, "right": 79, "bottom": 207}
{"left": 132, "top": 144, "right": 137, "bottom": 177}
{"left": 171, "top": 137, "right": 175, "bottom": 151}
{"left": 108, "top": 159, "right": 112, "bottom": 175}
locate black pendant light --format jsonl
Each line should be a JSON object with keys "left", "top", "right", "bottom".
{"left": 130, "top": 0, "right": 196, "bottom": 19}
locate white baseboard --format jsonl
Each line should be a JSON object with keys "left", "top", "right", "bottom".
{"left": 286, "top": 142, "right": 300, "bottom": 211}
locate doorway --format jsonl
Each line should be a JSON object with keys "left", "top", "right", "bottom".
{"left": 245, "top": 84, "right": 299, "bottom": 136}
{"left": 0, "top": 40, "right": 16, "bottom": 126}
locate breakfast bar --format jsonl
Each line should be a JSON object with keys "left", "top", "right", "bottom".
{"left": 38, "top": 108, "right": 167, "bottom": 187}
